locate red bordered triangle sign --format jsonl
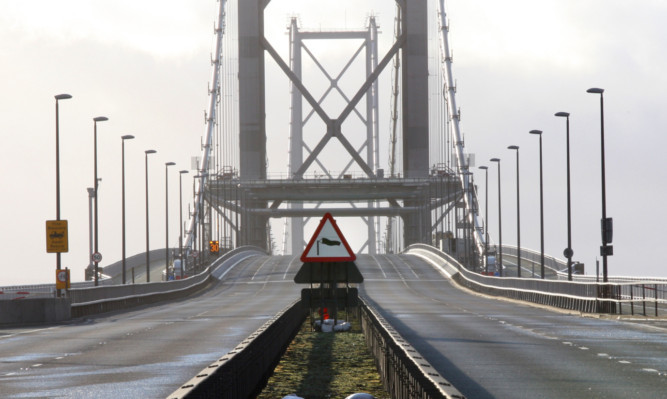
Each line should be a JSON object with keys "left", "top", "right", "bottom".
{"left": 300, "top": 213, "right": 356, "bottom": 262}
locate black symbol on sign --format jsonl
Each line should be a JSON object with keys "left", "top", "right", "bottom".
{"left": 321, "top": 238, "right": 341, "bottom": 246}
{"left": 50, "top": 232, "right": 64, "bottom": 239}
{"left": 317, "top": 237, "right": 341, "bottom": 255}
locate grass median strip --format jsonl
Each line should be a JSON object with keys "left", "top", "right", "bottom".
{"left": 257, "top": 316, "right": 390, "bottom": 399}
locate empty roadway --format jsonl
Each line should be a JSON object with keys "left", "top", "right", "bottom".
{"left": 1, "top": 252, "right": 665, "bottom": 398}
{"left": 0, "top": 254, "right": 301, "bottom": 398}
{"left": 358, "top": 253, "right": 667, "bottom": 399}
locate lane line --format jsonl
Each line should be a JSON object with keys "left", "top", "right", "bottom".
{"left": 370, "top": 255, "right": 387, "bottom": 278}
{"left": 283, "top": 256, "right": 299, "bottom": 280}
{"left": 251, "top": 257, "right": 274, "bottom": 281}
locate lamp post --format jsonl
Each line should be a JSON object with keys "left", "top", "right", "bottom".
{"left": 193, "top": 174, "right": 208, "bottom": 270}
{"left": 87, "top": 187, "right": 95, "bottom": 280}
{"left": 92, "top": 116, "right": 108, "bottom": 286}
{"left": 179, "top": 170, "right": 189, "bottom": 279}
{"left": 478, "top": 166, "right": 489, "bottom": 274}
{"left": 165, "top": 162, "right": 175, "bottom": 279}
{"left": 144, "top": 149, "right": 157, "bottom": 282}
{"left": 555, "top": 112, "right": 574, "bottom": 281}
{"left": 587, "top": 88, "right": 611, "bottom": 285}
{"left": 529, "top": 129, "right": 545, "bottom": 279}
{"left": 121, "top": 135, "right": 135, "bottom": 284}
{"left": 508, "top": 145, "right": 521, "bottom": 278}
{"left": 490, "top": 158, "right": 502, "bottom": 276}
{"left": 54, "top": 93, "right": 72, "bottom": 273}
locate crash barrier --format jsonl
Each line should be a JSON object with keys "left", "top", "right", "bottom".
{"left": 0, "top": 285, "right": 57, "bottom": 300}
{"left": 406, "top": 244, "right": 667, "bottom": 316}
{"left": 168, "top": 296, "right": 464, "bottom": 399}
{"left": 0, "top": 298, "right": 71, "bottom": 325}
{"left": 167, "top": 299, "right": 306, "bottom": 399}
{"left": 359, "top": 297, "right": 465, "bottom": 399}
{"left": 502, "top": 245, "right": 667, "bottom": 284}
{"left": 70, "top": 246, "right": 265, "bottom": 318}
{"left": 501, "top": 245, "right": 564, "bottom": 277}
{"left": 98, "top": 247, "right": 174, "bottom": 281}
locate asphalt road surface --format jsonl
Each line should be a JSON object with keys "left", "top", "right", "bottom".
{"left": 2, "top": 252, "right": 665, "bottom": 398}
{"left": 0, "top": 254, "right": 301, "bottom": 398}
{"left": 358, "top": 253, "right": 667, "bottom": 399}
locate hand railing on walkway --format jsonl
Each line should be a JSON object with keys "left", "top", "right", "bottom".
{"left": 407, "top": 244, "right": 667, "bottom": 316}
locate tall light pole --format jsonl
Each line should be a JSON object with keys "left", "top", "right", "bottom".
{"left": 556, "top": 112, "right": 574, "bottom": 281}
{"left": 54, "top": 93, "right": 72, "bottom": 273}
{"left": 179, "top": 170, "right": 189, "bottom": 279}
{"left": 587, "top": 88, "right": 611, "bottom": 285}
{"left": 165, "top": 162, "right": 175, "bottom": 279}
{"left": 478, "top": 165, "right": 489, "bottom": 274}
{"left": 144, "top": 149, "right": 157, "bottom": 282}
{"left": 508, "top": 145, "right": 521, "bottom": 278}
{"left": 529, "top": 129, "right": 545, "bottom": 279}
{"left": 193, "top": 174, "right": 208, "bottom": 271}
{"left": 121, "top": 135, "right": 135, "bottom": 284}
{"left": 87, "top": 187, "right": 95, "bottom": 280}
{"left": 92, "top": 116, "right": 108, "bottom": 286}
{"left": 490, "top": 158, "right": 502, "bottom": 276}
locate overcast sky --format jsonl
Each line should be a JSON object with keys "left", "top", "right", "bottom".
{"left": 1, "top": 0, "right": 665, "bottom": 286}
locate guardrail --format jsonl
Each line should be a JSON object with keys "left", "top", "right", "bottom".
{"left": 167, "top": 296, "right": 465, "bottom": 399}
{"left": 70, "top": 246, "right": 266, "bottom": 318}
{"left": 360, "top": 297, "right": 465, "bottom": 399}
{"left": 167, "top": 299, "right": 306, "bottom": 399}
{"left": 407, "top": 244, "right": 667, "bottom": 316}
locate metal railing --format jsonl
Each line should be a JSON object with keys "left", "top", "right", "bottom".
{"left": 167, "top": 299, "right": 306, "bottom": 399}
{"left": 407, "top": 244, "right": 667, "bottom": 316}
{"left": 69, "top": 246, "right": 265, "bottom": 317}
{"left": 360, "top": 297, "right": 465, "bottom": 399}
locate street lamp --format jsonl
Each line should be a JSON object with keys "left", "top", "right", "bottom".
{"left": 179, "top": 170, "right": 189, "bottom": 279}
{"left": 529, "top": 129, "right": 545, "bottom": 279}
{"left": 54, "top": 93, "right": 72, "bottom": 273}
{"left": 144, "top": 149, "right": 157, "bottom": 282}
{"left": 193, "top": 174, "right": 208, "bottom": 270}
{"left": 478, "top": 165, "right": 489, "bottom": 274}
{"left": 587, "top": 88, "right": 611, "bottom": 285}
{"left": 490, "top": 158, "right": 502, "bottom": 276}
{"left": 92, "top": 116, "right": 108, "bottom": 286}
{"left": 87, "top": 187, "right": 95, "bottom": 280}
{"left": 508, "top": 145, "right": 521, "bottom": 278}
{"left": 555, "top": 111, "right": 574, "bottom": 281}
{"left": 121, "top": 134, "right": 135, "bottom": 284}
{"left": 165, "top": 162, "right": 176, "bottom": 279}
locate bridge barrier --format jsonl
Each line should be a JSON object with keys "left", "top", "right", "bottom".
{"left": 167, "top": 299, "right": 306, "bottom": 399}
{"left": 168, "top": 295, "right": 464, "bottom": 399}
{"left": 0, "top": 298, "right": 71, "bottom": 325}
{"left": 407, "top": 244, "right": 667, "bottom": 316}
{"left": 70, "top": 246, "right": 266, "bottom": 318}
{"left": 360, "top": 297, "right": 465, "bottom": 399}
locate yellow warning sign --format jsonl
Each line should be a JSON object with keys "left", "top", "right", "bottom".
{"left": 46, "top": 220, "right": 68, "bottom": 253}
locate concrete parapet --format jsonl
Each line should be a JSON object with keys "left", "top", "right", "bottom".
{"left": 0, "top": 298, "right": 71, "bottom": 325}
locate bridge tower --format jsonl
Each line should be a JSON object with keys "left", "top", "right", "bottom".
{"left": 236, "top": 0, "right": 431, "bottom": 252}
{"left": 285, "top": 16, "right": 381, "bottom": 255}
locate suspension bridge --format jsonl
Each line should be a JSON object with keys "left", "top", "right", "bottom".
{"left": 2, "top": 1, "right": 667, "bottom": 398}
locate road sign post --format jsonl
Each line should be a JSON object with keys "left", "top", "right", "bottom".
{"left": 297, "top": 213, "right": 360, "bottom": 329}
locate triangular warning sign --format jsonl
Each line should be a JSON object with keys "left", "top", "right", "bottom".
{"left": 300, "top": 213, "right": 356, "bottom": 262}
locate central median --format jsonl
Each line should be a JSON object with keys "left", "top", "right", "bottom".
{"left": 167, "top": 297, "right": 465, "bottom": 399}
